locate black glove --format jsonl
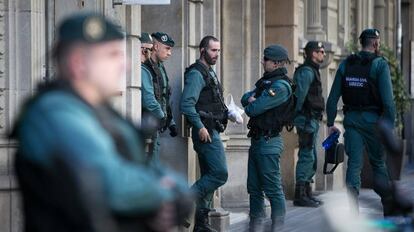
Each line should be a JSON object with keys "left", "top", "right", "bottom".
{"left": 169, "top": 124, "right": 178, "bottom": 137}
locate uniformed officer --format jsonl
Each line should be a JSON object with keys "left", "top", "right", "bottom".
{"left": 139, "top": 32, "right": 153, "bottom": 63}
{"left": 181, "top": 35, "right": 228, "bottom": 232}
{"left": 12, "top": 13, "right": 190, "bottom": 231}
{"left": 293, "top": 41, "right": 326, "bottom": 208}
{"left": 141, "top": 31, "right": 178, "bottom": 166}
{"left": 241, "top": 44, "right": 293, "bottom": 231}
{"left": 326, "top": 28, "right": 396, "bottom": 215}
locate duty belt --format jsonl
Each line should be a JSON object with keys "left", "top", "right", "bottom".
{"left": 247, "top": 128, "right": 280, "bottom": 141}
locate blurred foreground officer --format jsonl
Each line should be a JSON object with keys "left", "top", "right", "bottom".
{"left": 139, "top": 32, "right": 153, "bottom": 63}
{"left": 241, "top": 45, "right": 293, "bottom": 231}
{"left": 181, "top": 36, "right": 228, "bottom": 232}
{"left": 293, "top": 41, "right": 325, "bottom": 207}
{"left": 326, "top": 28, "right": 396, "bottom": 215}
{"left": 142, "top": 31, "right": 178, "bottom": 166}
{"left": 11, "top": 13, "right": 190, "bottom": 232}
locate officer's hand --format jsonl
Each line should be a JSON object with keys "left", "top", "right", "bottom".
{"left": 160, "top": 176, "right": 176, "bottom": 190}
{"left": 159, "top": 116, "right": 168, "bottom": 130}
{"left": 147, "top": 202, "right": 176, "bottom": 232}
{"left": 169, "top": 125, "right": 178, "bottom": 137}
{"left": 199, "top": 127, "right": 212, "bottom": 143}
{"left": 248, "top": 96, "right": 256, "bottom": 103}
{"left": 328, "top": 126, "right": 340, "bottom": 135}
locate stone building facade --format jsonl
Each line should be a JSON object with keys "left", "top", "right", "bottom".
{"left": 0, "top": 0, "right": 413, "bottom": 231}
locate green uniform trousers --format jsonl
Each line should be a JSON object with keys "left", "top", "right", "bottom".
{"left": 191, "top": 129, "right": 228, "bottom": 210}
{"left": 247, "top": 147, "right": 286, "bottom": 219}
{"left": 295, "top": 120, "right": 320, "bottom": 183}
{"left": 343, "top": 112, "right": 390, "bottom": 191}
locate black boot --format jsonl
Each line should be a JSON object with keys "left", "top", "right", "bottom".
{"left": 293, "top": 182, "right": 319, "bottom": 207}
{"left": 381, "top": 196, "right": 396, "bottom": 217}
{"left": 305, "top": 182, "right": 323, "bottom": 205}
{"left": 193, "top": 208, "right": 217, "bottom": 232}
{"left": 347, "top": 187, "right": 359, "bottom": 215}
{"left": 249, "top": 217, "right": 264, "bottom": 232}
{"left": 271, "top": 216, "right": 285, "bottom": 232}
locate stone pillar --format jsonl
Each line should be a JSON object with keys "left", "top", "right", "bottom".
{"left": 356, "top": 0, "right": 374, "bottom": 36}
{"left": 306, "top": 0, "right": 326, "bottom": 40}
{"left": 374, "top": 0, "right": 386, "bottom": 39}
{"left": 1, "top": 0, "right": 48, "bottom": 231}
{"left": 220, "top": 0, "right": 264, "bottom": 209}
{"left": 384, "top": 0, "right": 395, "bottom": 48}
{"left": 265, "top": 0, "right": 299, "bottom": 199}
{"left": 124, "top": 5, "right": 141, "bottom": 124}
{"left": 374, "top": 0, "right": 395, "bottom": 47}
{"left": 338, "top": 0, "right": 350, "bottom": 51}
{"left": 321, "top": 0, "right": 338, "bottom": 44}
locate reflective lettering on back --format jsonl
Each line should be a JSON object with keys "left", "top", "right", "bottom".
{"left": 344, "top": 76, "right": 368, "bottom": 88}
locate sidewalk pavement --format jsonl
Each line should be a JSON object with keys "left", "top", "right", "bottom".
{"left": 228, "top": 164, "right": 414, "bottom": 232}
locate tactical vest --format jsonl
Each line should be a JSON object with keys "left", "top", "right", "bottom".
{"left": 247, "top": 70, "right": 295, "bottom": 139}
{"left": 341, "top": 54, "right": 382, "bottom": 112}
{"left": 296, "top": 61, "right": 325, "bottom": 117}
{"left": 184, "top": 61, "right": 228, "bottom": 132}
{"left": 142, "top": 59, "right": 174, "bottom": 130}
{"left": 142, "top": 59, "right": 171, "bottom": 103}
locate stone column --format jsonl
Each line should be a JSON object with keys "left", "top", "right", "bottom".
{"left": 374, "top": 0, "right": 396, "bottom": 47}
{"left": 1, "top": 0, "right": 48, "bottom": 231}
{"left": 321, "top": 0, "right": 337, "bottom": 44}
{"left": 356, "top": 0, "right": 374, "bottom": 36}
{"left": 265, "top": 0, "right": 299, "bottom": 199}
{"left": 384, "top": 0, "right": 395, "bottom": 48}
{"left": 374, "top": 0, "right": 386, "bottom": 39}
{"left": 338, "top": 0, "right": 350, "bottom": 51}
{"left": 306, "top": 0, "right": 326, "bottom": 40}
{"left": 124, "top": 5, "right": 141, "bottom": 124}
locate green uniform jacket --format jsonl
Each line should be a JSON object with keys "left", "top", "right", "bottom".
{"left": 293, "top": 65, "right": 319, "bottom": 131}
{"left": 141, "top": 62, "right": 176, "bottom": 126}
{"left": 15, "top": 90, "right": 176, "bottom": 215}
{"left": 326, "top": 51, "right": 396, "bottom": 127}
{"left": 241, "top": 72, "right": 292, "bottom": 154}
{"left": 180, "top": 67, "right": 216, "bottom": 132}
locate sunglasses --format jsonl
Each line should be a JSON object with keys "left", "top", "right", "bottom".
{"left": 316, "top": 50, "right": 325, "bottom": 54}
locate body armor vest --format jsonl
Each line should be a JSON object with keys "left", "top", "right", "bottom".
{"left": 184, "top": 61, "right": 228, "bottom": 132}
{"left": 142, "top": 59, "right": 171, "bottom": 103}
{"left": 142, "top": 59, "right": 174, "bottom": 130}
{"left": 296, "top": 61, "right": 325, "bottom": 117}
{"left": 247, "top": 69, "right": 296, "bottom": 139}
{"left": 341, "top": 54, "right": 382, "bottom": 112}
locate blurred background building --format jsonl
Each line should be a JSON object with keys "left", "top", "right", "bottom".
{"left": 0, "top": 0, "right": 413, "bottom": 231}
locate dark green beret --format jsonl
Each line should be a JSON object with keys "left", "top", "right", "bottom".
{"left": 359, "top": 28, "right": 380, "bottom": 39}
{"left": 264, "top": 44, "right": 289, "bottom": 62}
{"left": 139, "top": 32, "right": 153, "bottom": 44}
{"left": 58, "top": 13, "right": 124, "bottom": 44}
{"left": 304, "top": 41, "right": 324, "bottom": 51}
{"left": 151, "top": 32, "right": 175, "bottom": 47}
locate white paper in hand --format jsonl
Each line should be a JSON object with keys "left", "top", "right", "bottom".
{"left": 226, "top": 94, "right": 244, "bottom": 124}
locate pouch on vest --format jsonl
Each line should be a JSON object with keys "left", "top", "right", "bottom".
{"left": 323, "top": 142, "right": 345, "bottom": 174}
